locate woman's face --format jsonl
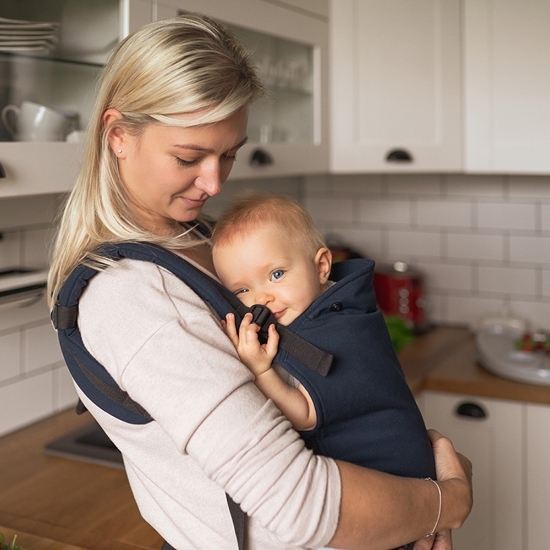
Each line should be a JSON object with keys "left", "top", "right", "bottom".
{"left": 108, "top": 108, "right": 249, "bottom": 234}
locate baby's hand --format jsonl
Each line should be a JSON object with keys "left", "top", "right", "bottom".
{"left": 223, "top": 312, "right": 279, "bottom": 377}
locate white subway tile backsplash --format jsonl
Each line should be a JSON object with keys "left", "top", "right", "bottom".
{"left": 0, "top": 330, "right": 20, "bottom": 383}
{"left": 388, "top": 229, "right": 442, "bottom": 260}
{"left": 478, "top": 265, "right": 537, "bottom": 296}
{"left": 447, "top": 232, "right": 504, "bottom": 262}
{"left": 331, "top": 173, "right": 384, "bottom": 194}
{"left": 305, "top": 197, "right": 354, "bottom": 223}
{"left": 510, "top": 235, "right": 550, "bottom": 264}
{"left": 324, "top": 227, "right": 383, "bottom": 260}
{"left": 543, "top": 270, "right": 550, "bottom": 297}
{"left": 477, "top": 202, "right": 537, "bottom": 232}
{"left": 0, "top": 231, "right": 21, "bottom": 270}
{"left": 24, "top": 321, "right": 63, "bottom": 374}
{"left": 420, "top": 263, "right": 473, "bottom": 292}
{"left": 542, "top": 204, "right": 550, "bottom": 232}
{"left": 510, "top": 299, "right": 550, "bottom": 332}
{"left": 386, "top": 174, "right": 442, "bottom": 196}
{"left": 23, "top": 227, "right": 50, "bottom": 268}
{"left": 446, "top": 175, "right": 506, "bottom": 197}
{"left": 358, "top": 199, "right": 412, "bottom": 225}
{"left": 0, "top": 370, "right": 54, "bottom": 437}
{"left": 416, "top": 200, "right": 472, "bottom": 228}
{"left": 445, "top": 295, "right": 507, "bottom": 328}
{"left": 509, "top": 176, "right": 550, "bottom": 199}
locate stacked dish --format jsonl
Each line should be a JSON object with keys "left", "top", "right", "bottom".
{"left": 0, "top": 16, "right": 59, "bottom": 54}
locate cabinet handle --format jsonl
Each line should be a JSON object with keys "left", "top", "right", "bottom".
{"left": 386, "top": 149, "right": 413, "bottom": 163}
{"left": 0, "top": 161, "right": 5, "bottom": 178}
{"left": 249, "top": 148, "right": 273, "bottom": 167}
{"left": 455, "top": 401, "right": 487, "bottom": 419}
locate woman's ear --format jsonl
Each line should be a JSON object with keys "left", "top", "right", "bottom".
{"left": 103, "top": 108, "right": 126, "bottom": 157}
{"left": 314, "top": 247, "right": 333, "bottom": 285}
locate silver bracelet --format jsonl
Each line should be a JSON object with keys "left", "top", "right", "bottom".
{"left": 424, "top": 477, "right": 442, "bottom": 537}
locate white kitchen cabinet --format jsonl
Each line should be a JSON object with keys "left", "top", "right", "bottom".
{"left": 421, "top": 391, "right": 524, "bottom": 550}
{"left": 464, "top": 0, "right": 550, "bottom": 174}
{"left": 155, "top": 0, "right": 329, "bottom": 179}
{"left": 1, "top": 0, "right": 328, "bottom": 198}
{"left": 329, "top": 0, "right": 462, "bottom": 173}
{"left": 526, "top": 403, "right": 550, "bottom": 549}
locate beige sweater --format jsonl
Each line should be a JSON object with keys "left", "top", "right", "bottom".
{"left": 77, "top": 257, "right": 341, "bottom": 549}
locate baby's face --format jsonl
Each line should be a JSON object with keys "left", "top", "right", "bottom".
{"left": 213, "top": 225, "right": 329, "bottom": 326}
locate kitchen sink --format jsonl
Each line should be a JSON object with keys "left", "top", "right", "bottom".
{"left": 44, "top": 421, "right": 124, "bottom": 469}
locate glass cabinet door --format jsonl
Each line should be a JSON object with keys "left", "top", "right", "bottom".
{"left": 161, "top": 0, "right": 329, "bottom": 178}
{"left": 225, "top": 23, "right": 315, "bottom": 147}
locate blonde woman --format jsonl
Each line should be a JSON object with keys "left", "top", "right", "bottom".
{"left": 48, "top": 13, "right": 472, "bottom": 550}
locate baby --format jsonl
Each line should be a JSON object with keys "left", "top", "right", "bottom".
{"left": 212, "top": 192, "right": 436, "bottom": 489}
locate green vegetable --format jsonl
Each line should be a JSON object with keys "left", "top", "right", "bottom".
{"left": 384, "top": 315, "right": 415, "bottom": 354}
{"left": 0, "top": 532, "right": 24, "bottom": 550}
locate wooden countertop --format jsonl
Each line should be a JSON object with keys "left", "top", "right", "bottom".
{"left": 399, "top": 325, "right": 550, "bottom": 405}
{"left": 2, "top": 325, "right": 550, "bottom": 549}
{"left": 0, "top": 409, "right": 163, "bottom": 550}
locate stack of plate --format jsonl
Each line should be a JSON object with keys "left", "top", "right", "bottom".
{"left": 0, "top": 16, "right": 59, "bottom": 54}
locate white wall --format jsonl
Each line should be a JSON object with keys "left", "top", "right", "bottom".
{"left": 0, "top": 194, "right": 77, "bottom": 437}
{"left": 304, "top": 173, "right": 550, "bottom": 331}
{"left": 1, "top": 172, "right": 549, "bottom": 436}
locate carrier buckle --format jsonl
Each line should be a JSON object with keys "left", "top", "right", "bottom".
{"left": 249, "top": 304, "right": 276, "bottom": 344}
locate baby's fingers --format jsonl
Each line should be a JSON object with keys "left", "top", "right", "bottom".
{"left": 223, "top": 313, "right": 239, "bottom": 347}
{"left": 265, "top": 324, "right": 280, "bottom": 359}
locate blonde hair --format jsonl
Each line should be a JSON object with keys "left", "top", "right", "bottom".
{"left": 212, "top": 192, "right": 327, "bottom": 258}
{"left": 48, "top": 13, "right": 265, "bottom": 309}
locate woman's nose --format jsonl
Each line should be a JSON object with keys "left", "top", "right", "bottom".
{"left": 195, "top": 161, "right": 223, "bottom": 196}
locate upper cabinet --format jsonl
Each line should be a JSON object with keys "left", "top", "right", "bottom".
{"left": 331, "top": 0, "right": 550, "bottom": 175}
{"left": 330, "top": 0, "right": 462, "bottom": 173}
{"left": 155, "top": 0, "right": 329, "bottom": 180}
{"left": 463, "top": 0, "right": 550, "bottom": 174}
{"left": 0, "top": 0, "right": 329, "bottom": 198}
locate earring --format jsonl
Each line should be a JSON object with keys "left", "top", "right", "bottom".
{"left": 117, "top": 149, "right": 122, "bottom": 154}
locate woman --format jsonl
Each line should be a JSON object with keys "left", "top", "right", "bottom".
{"left": 48, "top": 13, "right": 472, "bottom": 550}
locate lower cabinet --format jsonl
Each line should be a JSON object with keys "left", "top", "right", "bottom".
{"left": 420, "top": 391, "right": 524, "bottom": 550}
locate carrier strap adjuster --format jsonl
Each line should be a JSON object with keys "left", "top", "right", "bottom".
{"left": 52, "top": 303, "right": 78, "bottom": 330}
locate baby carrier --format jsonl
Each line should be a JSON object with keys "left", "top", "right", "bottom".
{"left": 51, "top": 241, "right": 333, "bottom": 550}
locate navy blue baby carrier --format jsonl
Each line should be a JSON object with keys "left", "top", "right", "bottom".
{"left": 51, "top": 241, "right": 333, "bottom": 550}
{"left": 52, "top": 241, "right": 435, "bottom": 549}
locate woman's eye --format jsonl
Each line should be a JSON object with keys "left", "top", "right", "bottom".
{"left": 223, "top": 152, "right": 238, "bottom": 162}
{"left": 270, "top": 270, "right": 285, "bottom": 281}
{"left": 175, "top": 157, "right": 197, "bottom": 167}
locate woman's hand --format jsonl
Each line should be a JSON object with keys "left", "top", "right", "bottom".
{"left": 412, "top": 529, "right": 452, "bottom": 550}
{"left": 429, "top": 429, "right": 473, "bottom": 532}
{"left": 222, "top": 312, "right": 279, "bottom": 376}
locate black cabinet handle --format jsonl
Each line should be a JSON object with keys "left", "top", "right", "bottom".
{"left": 455, "top": 402, "right": 487, "bottom": 419}
{"left": 0, "top": 161, "right": 5, "bottom": 178}
{"left": 250, "top": 148, "right": 273, "bottom": 167}
{"left": 386, "top": 149, "right": 413, "bottom": 163}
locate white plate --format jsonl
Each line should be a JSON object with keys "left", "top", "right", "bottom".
{"left": 476, "top": 327, "right": 550, "bottom": 386}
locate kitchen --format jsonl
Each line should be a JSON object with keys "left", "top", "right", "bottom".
{"left": 0, "top": 0, "right": 549, "bottom": 549}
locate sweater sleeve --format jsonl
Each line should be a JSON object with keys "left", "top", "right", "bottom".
{"left": 78, "top": 258, "right": 341, "bottom": 548}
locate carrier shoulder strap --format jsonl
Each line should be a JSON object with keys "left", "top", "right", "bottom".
{"left": 53, "top": 243, "right": 333, "bottom": 419}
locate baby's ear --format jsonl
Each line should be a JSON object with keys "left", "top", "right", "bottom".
{"left": 315, "top": 247, "right": 332, "bottom": 284}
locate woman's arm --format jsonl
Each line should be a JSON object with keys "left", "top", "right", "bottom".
{"left": 328, "top": 430, "right": 473, "bottom": 550}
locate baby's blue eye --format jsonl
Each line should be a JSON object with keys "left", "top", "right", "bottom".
{"left": 271, "top": 270, "right": 285, "bottom": 281}
{"left": 234, "top": 288, "right": 248, "bottom": 296}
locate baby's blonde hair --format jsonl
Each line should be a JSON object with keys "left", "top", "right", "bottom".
{"left": 48, "top": 13, "right": 265, "bottom": 309}
{"left": 212, "top": 192, "right": 327, "bottom": 258}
